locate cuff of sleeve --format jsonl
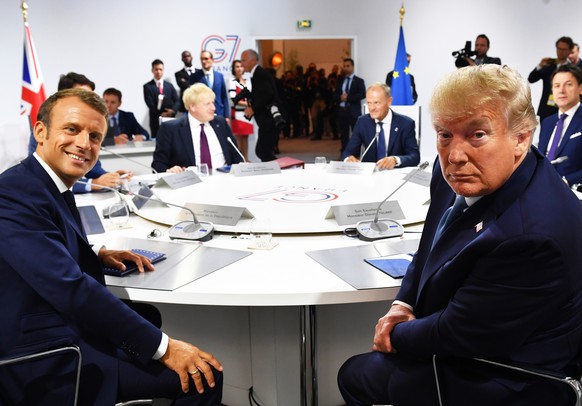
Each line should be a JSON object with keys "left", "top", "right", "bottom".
{"left": 92, "top": 245, "right": 105, "bottom": 256}
{"left": 84, "top": 178, "right": 93, "bottom": 192}
{"left": 393, "top": 156, "right": 401, "bottom": 167}
{"left": 153, "top": 332, "right": 169, "bottom": 360}
{"left": 393, "top": 300, "right": 413, "bottom": 312}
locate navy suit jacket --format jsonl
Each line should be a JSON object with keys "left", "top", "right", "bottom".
{"left": 117, "top": 109, "right": 150, "bottom": 140}
{"left": 333, "top": 75, "right": 366, "bottom": 119}
{"left": 190, "top": 69, "right": 230, "bottom": 119}
{"left": 0, "top": 156, "right": 161, "bottom": 404}
{"left": 341, "top": 110, "right": 420, "bottom": 168}
{"left": 392, "top": 148, "right": 582, "bottom": 399}
{"left": 143, "top": 79, "right": 180, "bottom": 136}
{"left": 538, "top": 105, "right": 582, "bottom": 185}
{"left": 152, "top": 114, "right": 243, "bottom": 172}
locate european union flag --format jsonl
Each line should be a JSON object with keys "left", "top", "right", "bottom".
{"left": 391, "top": 26, "right": 413, "bottom": 105}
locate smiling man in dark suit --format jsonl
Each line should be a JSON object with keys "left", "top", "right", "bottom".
{"left": 342, "top": 83, "right": 419, "bottom": 170}
{"left": 338, "top": 65, "right": 582, "bottom": 405}
{"left": 152, "top": 83, "right": 243, "bottom": 173}
{"left": 0, "top": 88, "right": 223, "bottom": 404}
{"left": 538, "top": 64, "right": 582, "bottom": 186}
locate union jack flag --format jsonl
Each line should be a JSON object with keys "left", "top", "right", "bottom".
{"left": 20, "top": 22, "right": 46, "bottom": 124}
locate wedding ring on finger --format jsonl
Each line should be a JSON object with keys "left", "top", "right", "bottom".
{"left": 189, "top": 369, "right": 199, "bottom": 375}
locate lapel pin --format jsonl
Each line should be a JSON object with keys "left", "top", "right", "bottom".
{"left": 475, "top": 221, "right": 483, "bottom": 233}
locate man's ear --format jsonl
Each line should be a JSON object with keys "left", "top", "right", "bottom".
{"left": 515, "top": 131, "right": 532, "bottom": 156}
{"left": 33, "top": 121, "right": 47, "bottom": 146}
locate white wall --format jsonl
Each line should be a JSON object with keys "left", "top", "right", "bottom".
{"left": 3, "top": 0, "right": 582, "bottom": 163}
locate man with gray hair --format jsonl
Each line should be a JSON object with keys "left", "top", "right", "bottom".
{"left": 338, "top": 65, "right": 582, "bottom": 405}
{"left": 152, "top": 83, "right": 242, "bottom": 173}
{"left": 342, "top": 83, "right": 419, "bottom": 169}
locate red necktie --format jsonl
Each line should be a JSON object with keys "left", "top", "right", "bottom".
{"left": 200, "top": 124, "right": 212, "bottom": 169}
{"left": 158, "top": 82, "right": 163, "bottom": 94}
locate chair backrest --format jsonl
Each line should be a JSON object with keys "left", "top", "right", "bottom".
{"left": 0, "top": 345, "right": 82, "bottom": 406}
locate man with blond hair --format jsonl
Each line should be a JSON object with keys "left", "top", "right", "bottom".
{"left": 152, "top": 83, "right": 242, "bottom": 173}
{"left": 338, "top": 65, "right": 582, "bottom": 405}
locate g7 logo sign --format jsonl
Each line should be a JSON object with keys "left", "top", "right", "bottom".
{"left": 201, "top": 35, "right": 242, "bottom": 64}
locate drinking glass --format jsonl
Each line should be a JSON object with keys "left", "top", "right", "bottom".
{"left": 250, "top": 218, "right": 272, "bottom": 249}
{"left": 106, "top": 200, "right": 130, "bottom": 228}
{"left": 314, "top": 156, "right": 327, "bottom": 170}
{"left": 198, "top": 163, "right": 210, "bottom": 178}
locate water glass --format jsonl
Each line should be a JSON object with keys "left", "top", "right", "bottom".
{"left": 106, "top": 200, "right": 130, "bottom": 228}
{"left": 314, "top": 156, "right": 327, "bottom": 170}
{"left": 198, "top": 163, "right": 210, "bottom": 178}
{"left": 250, "top": 218, "right": 272, "bottom": 249}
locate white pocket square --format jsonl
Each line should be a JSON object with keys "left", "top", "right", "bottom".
{"left": 570, "top": 132, "right": 582, "bottom": 139}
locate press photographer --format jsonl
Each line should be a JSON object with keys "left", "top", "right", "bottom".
{"left": 452, "top": 34, "right": 502, "bottom": 68}
{"left": 239, "top": 49, "right": 286, "bottom": 161}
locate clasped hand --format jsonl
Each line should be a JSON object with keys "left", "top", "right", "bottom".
{"left": 372, "top": 304, "right": 415, "bottom": 353}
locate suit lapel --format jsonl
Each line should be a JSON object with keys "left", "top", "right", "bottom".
{"left": 416, "top": 151, "right": 539, "bottom": 303}
{"left": 180, "top": 116, "right": 196, "bottom": 166}
{"left": 387, "top": 111, "right": 400, "bottom": 154}
{"left": 557, "top": 106, "right": 582, "bottom": 157}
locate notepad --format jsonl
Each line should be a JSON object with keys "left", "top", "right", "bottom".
{"left": 364, "top": 254, "right": 413, "bottom": 279}
{"left": 103, "top": 249, "right": 166, "bottom": 277}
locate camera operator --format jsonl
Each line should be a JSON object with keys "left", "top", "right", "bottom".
{"left": 466, "top": 34, "right": 502, "bottom": 66}
{"left": 453, "top": 35, "right": 501, "bottom": 68}
{"left": 240, "top": 49, "right": 285, "bottom": 161}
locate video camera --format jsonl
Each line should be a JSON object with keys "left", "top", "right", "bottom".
{"left": 231, "top": 87, "right": 286, "bottom": 129}
{"left": 452, "top": 41, "right": 477, "bottom": 68}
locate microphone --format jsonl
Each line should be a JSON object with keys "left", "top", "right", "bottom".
{"left": 100, "top": 146, "right": 159, "bottom": 178}
{"left": 355, "top": 161, "right": 430, "bottom": 241}
{"left": 227, "top": 137, "right": 247, "bottom": 163}
{"left": 75, "top": 180, "right": 214, "bottom": 241}
{"left": 126, "top": 184, "right": 214, "bottom": 242}
{"left": 359, "top": 123, "right": 380, "bottom": 161}
{"left": 550, "top": 156, "right": 568, "bottom": 165}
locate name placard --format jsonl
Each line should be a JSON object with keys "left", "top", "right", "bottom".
{"left": 325, "top": 201, "right": 405, "bottom": 226}
{"left": 178, "top": 203, "right": 255, "bottom": 226}
{"left": 155, "top": 171, "right": 201, "bottom": 189}
{"left": 231, "top": 162, "right": 281, "bottom": 177}
{"left": 403, "top": 169, "right": 432, "bottom": 187}
{"left": 327, "top": 161, "right": 376, "bottom": 175}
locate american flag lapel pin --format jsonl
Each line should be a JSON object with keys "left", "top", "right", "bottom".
{"left": 475, "top": 221, "right": 483, "bottom": 233}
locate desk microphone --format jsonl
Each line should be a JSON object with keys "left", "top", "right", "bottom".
{"left": 126, "top": 184, "right": 214, "bottom": 242}
{"left": 227, "top": 137, "right": 247, "bottom": 163}
{"left": 355, "top": 161, "right": 430, "bottom": 241}
{"left": 550, "top": 156, "right": 568, "bottom": 165}
{"left": 100, "top": 146, "right": 160, "bottom": 178}
{"left": 359, "top": 123, "right": 381, "bottom": 161}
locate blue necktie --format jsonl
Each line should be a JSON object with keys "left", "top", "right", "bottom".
{"left": 376, "top": 122, "right": 386, "bottom": 160}
{"left": 111, "top": 116, "right": 120, "bottom": 136}
{"left": 432, "top": 195, "right": 467, "bottom": 247}
{"left": 547, "top": 113, "right": 567, "bottom": 161}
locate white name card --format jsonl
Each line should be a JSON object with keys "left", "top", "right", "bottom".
{"left": 179, "top": 203, "right": 255, "bottom": 226}
{"left": 231, "top": 162, "right": 281, "bottom": 177}
{"left": 403, "top": 169, "right": 432, "bottom": 187}
{"left": 155, "top": 171, "right": 201, "bottom": 189}
{"left": 327, "top": 161, "right": 376, "bottom": 175}
{"left": 325, "top": 201, "right": 405, "bottom": 226}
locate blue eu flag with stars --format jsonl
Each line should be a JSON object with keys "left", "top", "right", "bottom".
{"left": 391, "top": 26, "right": 413, "bottom": 105}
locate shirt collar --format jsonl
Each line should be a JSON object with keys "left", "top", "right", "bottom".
{"left": 32, "top": 152, "right": 70, "bottom": 193}
{"left": 560, "top": 102, "right": 580, "bottom": 116}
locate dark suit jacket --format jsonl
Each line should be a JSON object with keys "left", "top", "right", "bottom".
{"left": 143, "top": 79, "right": 180, "bottom": 136}
{"left": 341, "top": 110, "right": 420, "bottom": 168}
{"left": 392, "top": 148, "right": 582, "bottom": 401}
{"left": 190, "top": 69, "right": 230, "bottom": 119}
{"left": 539, "top": 104, "right": 582, "bottom": 185}
{"left": 103, "top": 110, "right": 150, "bottom": 146}
{"left": 0, "top": 156, "right": 161, "bottom": 405}
{"left": 333, "top": 75, "right": 366, "bottom": 119}
{"left": 249, "top": 65, "right": 282, "bottom": 131}
{"left": 152, "top": 114, "right": 243, "bottom": 172}
{"left": 528, "top": 64, "right": 559, "bottom": 120}
{"left": 175, "top": 67, "right": 192, "bottom": 112}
